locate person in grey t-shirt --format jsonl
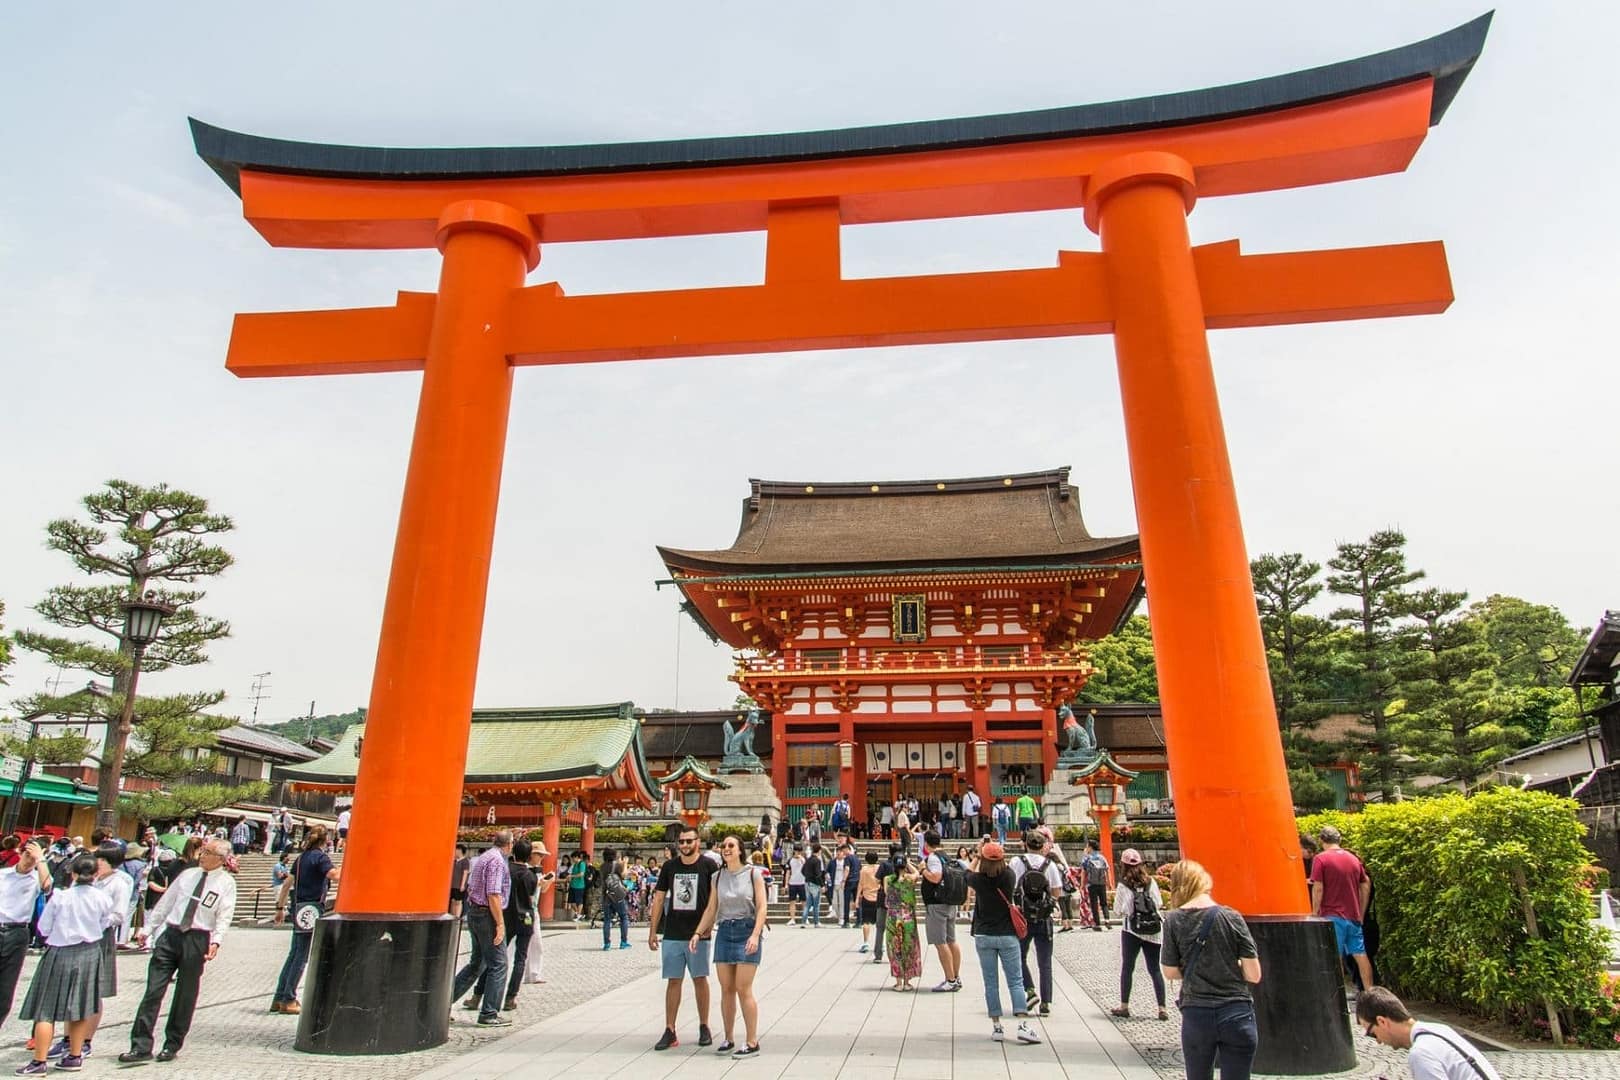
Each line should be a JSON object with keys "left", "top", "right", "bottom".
{"left": 1160, "top": 861, "right": 1261, "bottom": 1080}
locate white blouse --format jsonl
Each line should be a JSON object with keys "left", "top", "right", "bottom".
{"left": 40, "top": 886, "right": 116, "bottom": 947}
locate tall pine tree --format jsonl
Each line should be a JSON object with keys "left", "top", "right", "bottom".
{"left": 1327, "top": 529, "right": 1423, "bottom": 802}
{"left": 1391, "top": 587, "right": 1518, "bottom": 789}
{"left": 1252, "top": 552, "right": 1345, "bottom": 810}
{"left": 11, "top": 481, "right": 237, "bottom": 804}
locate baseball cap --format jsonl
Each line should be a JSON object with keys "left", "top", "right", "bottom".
{"left": 1120, "top": 848, "right": 1143, "bottom": 866}
{"left": 980, "top": 841, "right": 1006, "bottom": 860}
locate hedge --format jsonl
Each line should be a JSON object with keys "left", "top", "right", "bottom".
{"left": 1299, "top": 789, "right": 1612, "bottom": 1046}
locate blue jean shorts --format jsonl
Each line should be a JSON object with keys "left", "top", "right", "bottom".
{"left": 1329, "top": 915, "right": 1366, "bottom": 956}
{"left": 661, "top": 937, "right": 712, "bottom": 979}
{"left": 714, "top": 918, "right": 761, "bottom": 965}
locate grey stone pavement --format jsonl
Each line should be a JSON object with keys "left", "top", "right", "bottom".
{"left": 0, "top": 923, "right": 1613, "bottom": 1077}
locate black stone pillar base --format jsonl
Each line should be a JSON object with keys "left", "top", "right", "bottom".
{"left": 295, "top": 913, "right": 457, "bottom": 1055}
{"left": 1246, "top": 915, "right": 1357, "bottom": 1075}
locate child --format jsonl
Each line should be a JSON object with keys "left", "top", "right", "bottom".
{"left": 16, "top": 854, "right": 115, "bottom": 1074}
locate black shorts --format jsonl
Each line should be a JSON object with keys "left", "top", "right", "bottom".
{"left": 858, "top": 898, "right": 880, "bottom": 925}
{"left": 787, "top": 884, "right": 806, "bottom": 902}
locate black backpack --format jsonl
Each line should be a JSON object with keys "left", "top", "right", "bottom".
{"left": 921, "top": 852, "right": 968, "bottom": 906}
{"left": 1128, "top": 883, "right": 1162, "bottom": 936}
{"left": 1013, "top": 857, "right": 1055, "bottom": 923}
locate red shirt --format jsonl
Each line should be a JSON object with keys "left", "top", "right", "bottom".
{"left": 1309, "top": 847, "right": 1368, "bottom": 922}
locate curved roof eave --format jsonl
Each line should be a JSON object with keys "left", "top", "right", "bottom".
{"left": 191, "top": 14, "right": 1490, "bottom": 195}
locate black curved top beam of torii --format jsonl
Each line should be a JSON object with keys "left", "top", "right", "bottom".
{"left": 191, "top": 13, "right": 1490, "bottom": 194}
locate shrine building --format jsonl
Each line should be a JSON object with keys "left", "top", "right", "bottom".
{"left": 658, "top": 468, "right": 1143, "bottom": 826}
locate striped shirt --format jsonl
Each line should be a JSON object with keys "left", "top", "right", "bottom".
{"left": 465, "top": 847, "right": 510, "bottom": 909}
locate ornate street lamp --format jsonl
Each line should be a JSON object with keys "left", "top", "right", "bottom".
{"left": 660, "top": 755, "right": 730, "bottom": 830}
{"left": 97, "top": 591, "right": 177, "bottom": 830}
{"left": 1071, "top": 751, "right": 1138, "bottom": 890}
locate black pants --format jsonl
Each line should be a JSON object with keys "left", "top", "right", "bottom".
{"left": 467, "top": 922, "right": 534, "bottom": 1008}
{"left": 1018, "top": 920, "right": 1053, "bottom": 1006}
{"left": 1120, "top": 932, "right": 1166, "bottom": 1007}
{"left": 1180, "top": 1000, "right": 1258, "bottom": 1080}
{"left": 130, "top": 929, "right": 209, "bottom": 1055}
{"left": 0, "top": 923, "right": 29, "bottom": 1025}
{"left": 1087, "top": 883, "right": 1108, "bottom": 928}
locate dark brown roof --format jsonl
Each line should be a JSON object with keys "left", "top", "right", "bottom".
{"left": 638, "top": 710, "right": 770, "bottom": 761}
{"left": 658, "top": 468, "right": 1137, "bottom": 572}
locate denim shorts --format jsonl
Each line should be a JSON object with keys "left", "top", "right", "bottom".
{"left": 1329, "top": 915, "right": 1366, "bottom": 956}
{"left": 661, "top": 937, "right": 711, "bottom": 979}
{"left": 714, "top": 918, "right": 761, "bottom": 965}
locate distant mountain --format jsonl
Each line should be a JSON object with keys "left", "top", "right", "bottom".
{"left": 260, "top": 708, "right": 365, "bottom": 744}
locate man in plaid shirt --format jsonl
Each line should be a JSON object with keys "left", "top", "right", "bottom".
{"left": 451, "top": 831, "right": 513, "bottom": 1026}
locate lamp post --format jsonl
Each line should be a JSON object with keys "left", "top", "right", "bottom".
{"left": 1073, "top": 751, "right": 1138, "bottom": 892}
{"left": 97, "top": 591, "right": 176, "bottom": 832}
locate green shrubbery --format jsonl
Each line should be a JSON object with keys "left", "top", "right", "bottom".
{"left": 1300, "top": 789, "right": 1611, "bottom": 1046}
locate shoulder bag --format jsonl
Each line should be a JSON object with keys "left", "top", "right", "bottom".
{"left": 1174, "top": 907, "right": 1221, "bottom": 1006}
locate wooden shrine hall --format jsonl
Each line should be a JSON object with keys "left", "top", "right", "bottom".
{"left": 275, "top": 703, "right": 660, "bottom": 918}
{"left": 658, "top": 468, "right": 1143, "bottom": 826}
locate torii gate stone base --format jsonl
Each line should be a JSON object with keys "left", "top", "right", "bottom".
{"left": 194, "top": 14, "right": 1489, "bottom": 1071}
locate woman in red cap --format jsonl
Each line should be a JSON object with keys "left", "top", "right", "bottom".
{"left": 964, "top": 840, "right": 1041, "bottom": 1046}
{"left": 1109, "top": 848, "right": 1168, "bottom": 1020}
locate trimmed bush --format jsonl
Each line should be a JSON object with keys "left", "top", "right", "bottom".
{"left": 1300, "top": 790, "right": 1610, "bottom": 1045}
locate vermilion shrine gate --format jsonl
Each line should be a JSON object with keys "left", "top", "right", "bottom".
{"left": 194, "top": 15, "right": 1489, "bottom": 1069}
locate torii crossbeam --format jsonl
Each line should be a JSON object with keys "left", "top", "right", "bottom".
{"left": 194, "top": 14, "right": 1489, "bottom": 1068}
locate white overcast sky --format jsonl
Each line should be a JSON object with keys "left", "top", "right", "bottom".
{"left": 2, "top": 2, "right": 1613, "bottom": 725}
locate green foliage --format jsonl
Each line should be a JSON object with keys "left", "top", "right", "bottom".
{"left": 1390, "top": 587, "right": 1522, "bottom": 789}
{"left": 0, "top": 600, "right": 11, "bottom": 685}
{"left": 1074, "top": 615, "right": 1159, "bottom": 703}
{"left": 1327, "top": 529, "right": 1425, "bottom": 801}
{"left": 120, "top": 781, "right": 270, "bottom": 823}
{"left": 1467, "top": 595, "right": 1590, "bottom": 690}
{"left": 1299, "top": 790, "right": 1611, "bottom": 1043}
{"left": 10, "top": 481, "right": 238, "bottom": 800}
{"left": 707, "top": 823, "right": 757, "bottom": 843}
{"left": 261, "top": 708, "right": 364, "bottom": 745}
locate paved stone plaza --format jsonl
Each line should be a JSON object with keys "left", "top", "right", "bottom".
{"left": 2, "top": 924, "right": 1614, "bottom": 1078}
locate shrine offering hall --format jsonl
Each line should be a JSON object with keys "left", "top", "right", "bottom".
{"left": 659, "top": 468, "right": 1146, "bottom": 825}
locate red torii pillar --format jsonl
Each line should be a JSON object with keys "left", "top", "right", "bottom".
{"left": 191, "top": 15, "right": 1488, "bottom": 1068}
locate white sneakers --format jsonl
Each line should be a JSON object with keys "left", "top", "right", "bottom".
{"left": 991, "top": 1020, "right": 1043, "bottom": 1044}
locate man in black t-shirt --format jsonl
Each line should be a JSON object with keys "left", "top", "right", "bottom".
{"left": 647, "top": 826, "right": 717, "bottom": 1051}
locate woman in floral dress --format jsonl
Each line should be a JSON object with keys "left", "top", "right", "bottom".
{"left": 884, "top": 857, "right": 922, "bottom": 991}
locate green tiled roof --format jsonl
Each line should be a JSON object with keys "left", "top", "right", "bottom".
{"left": 275, "top": 702, "right": 657, "bottom": 790}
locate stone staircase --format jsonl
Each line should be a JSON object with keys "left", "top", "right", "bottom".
{"left": 231, "top": 849, "right": 344, "bottom": 926}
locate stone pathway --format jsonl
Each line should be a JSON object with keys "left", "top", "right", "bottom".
{"left": 0, "top": 921, "right": 1613, "bottom": 1076}
{"left": 1051, "top": 926, "right": 1620, "bottom": 1079}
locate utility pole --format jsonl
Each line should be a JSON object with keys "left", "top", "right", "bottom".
{"left": 248, "top": 672, "right": 273, "bottom": 725}
{"left": 303, "top": 701, "right": 317, "bottom": 743}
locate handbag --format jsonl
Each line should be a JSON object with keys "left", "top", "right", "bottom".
{"left": 996, "top": 883, "right": 1029, "bottom": 939}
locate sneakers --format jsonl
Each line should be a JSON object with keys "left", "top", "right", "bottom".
{"left": 476, "top": 1015, "right": 512, "bottom": 1027}
{"left": 715, "top": 1041, "right": 736, "bottom": 1054}
{"left": 698, "top": 1025, "right": 713, "bottom": 1047}
{"left": 619, "top": 941, "right": 632, "bottom": 949}
{"left": 1039, "top": 1003, "right": 1051, "bottom": 1017}
{"left": 858, "top": 943, "right": 869, "bottom": 953}
{"left": 1025, "top": 987, "right": 1040, "bottom": 1010}
{"left": 991, "top": 1023, "right": 1006, "bottom": 1042}
{"left": 1016, "top": 1021, "right": 1042, "bottom": 1044}
{"left": 461, "top": 997, "right": 482, "bottom": 1010}
{"left": 502, "top": 998, "right": 517, "bottom": 1012}
{"left": 44, "top": 1042, "right": 69, "bottom": 1062}
{"left": 1109, "top": 1004, "right": 1131, "bottom": 1018}
{"left": 732, "top": 1043, "right": 760, "bottom": 1058}
{"left": 951, "top": 979, "right": 962, "bottom": 991}
{"left": 13, "top": 1062, "right": 46, "bottom": 1076}
{"left": 53, "top": 1056, "right": 82, "bottom": 1073}
{"left": 930, "top": 980, "right": 955, "bottom": 993}
{"left": 601, "top": 943, "right": 611, "bottom": 951}
{"left": 654, "top": 1029, "right": 679, "bottom": 1051}
{"left": 115, "top": 1052, "right": 152, "bottom": 1065}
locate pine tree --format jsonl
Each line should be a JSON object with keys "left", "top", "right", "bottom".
{"left": 1327, "top": 529, "right": 1424, "bottom": 802}
{"left": 10, "top": 481, "right": 236, "bottom": 812}
{"left": 1390, "top": 587, "right": 1518, "bottom": 788}
{"left": 1252, "top": 552, "right": 1348, "bottom": 810}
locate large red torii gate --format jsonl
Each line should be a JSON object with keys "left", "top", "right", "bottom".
{"left": 194, "top": 14, "right": 1488, "bottom": 1066}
